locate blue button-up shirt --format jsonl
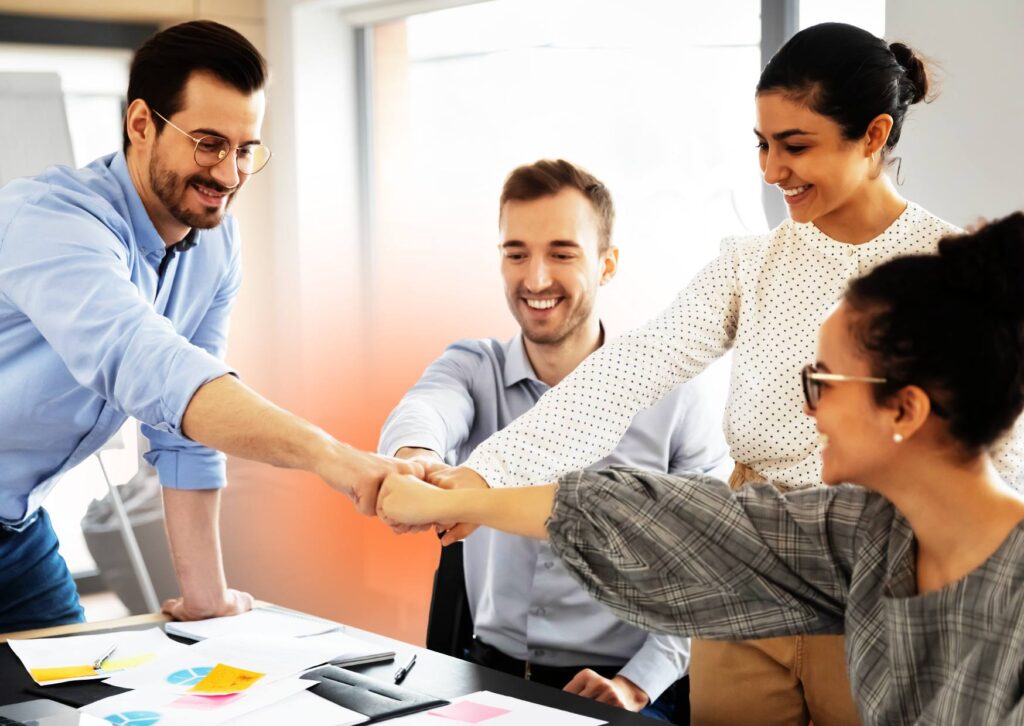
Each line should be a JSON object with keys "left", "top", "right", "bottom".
{"left": 379, "top": 333, "right": 732, "bottom": 700}
{"left": 0, "top": 152, "right": 238, "bottom": 529}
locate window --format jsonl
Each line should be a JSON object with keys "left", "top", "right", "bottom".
{"left": 0, "top": 43, "right": 129, "bottom": 167}
{"left": 800, "top": 0, "right": 885, "bottom": 35}
{"left": 367, "top": 0, "right": 765, "bottom": 349}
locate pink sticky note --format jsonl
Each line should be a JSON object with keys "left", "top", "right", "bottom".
{"left": 171, "top": 693, "right": 243, "bottom": 710}
{"left": 428, "top": 700, "right": 511, "bottom": 723}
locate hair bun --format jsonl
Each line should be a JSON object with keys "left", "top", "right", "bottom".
{"left": 889, "top": 42, "right": 928, "bottom": 104}
{"left": 939, "top": 212, "right": 1024, "bottom": 318}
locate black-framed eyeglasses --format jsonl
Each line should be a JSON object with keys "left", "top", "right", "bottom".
{"left": 800, "top": 363, "right": 887, "bottom": 411}
{"left": 152, "top": 109, "right": 271, "bottom": 175}
{"left": 801, "top": 363, "right": 949, "bottom": 417}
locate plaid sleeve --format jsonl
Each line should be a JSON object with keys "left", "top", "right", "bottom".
{"left": 547, "top": 468, "right": 875, "bottom": 640}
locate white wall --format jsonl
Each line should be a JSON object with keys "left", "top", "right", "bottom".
{"left": 886, "top": 0, "right": 1024, "bottom": 226}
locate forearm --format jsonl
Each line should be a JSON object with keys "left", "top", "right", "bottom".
{"left": 162, "top": 488, "right": 228, "bottom": 613}
{"left": 181, "top": 374, "right": 338, "bottom": 473}
{"left": 441, "top": 485, "right": 557, "bottom": 539}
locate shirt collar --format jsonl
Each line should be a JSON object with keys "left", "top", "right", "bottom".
{"left": 503, "top": 333, "right": 542, "bottom": 388}
{"left": 110, "top": 151, "right": 199, "bottom": 260}
{"left": 502, "top": 321, "right": 607, "bottom": 389}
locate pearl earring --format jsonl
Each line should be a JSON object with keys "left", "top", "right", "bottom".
{"left": 893, "top": 433, "right": 904, "bottom": 443}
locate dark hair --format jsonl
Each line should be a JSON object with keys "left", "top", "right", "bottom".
{"left": 844, "top": 213, "right": 1024, "bottom": 454}
{"left": 123, "top": 20, "right": 267, "bottom": 152}
{"left": 757, "top": 22, "right": 928, "bottom": 154}
{"left": 500, "top": 159, "right": 615, "bottom": 252}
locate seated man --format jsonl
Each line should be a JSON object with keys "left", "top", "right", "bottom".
{"left": 379, "top": 159, "right": 731, "bottom": 722}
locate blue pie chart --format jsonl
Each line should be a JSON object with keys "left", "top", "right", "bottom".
{"left": 165, "top": 665, "right": 213, "bottom": 686}
{"left": 103, "top": 710, "right": 162, "bottom": 725}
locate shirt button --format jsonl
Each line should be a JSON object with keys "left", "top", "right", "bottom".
{"left": 845, "top": 247, "right": 856, "bottom": 257}
{"left": 543, "top": 561, "right": 554, "bottom": 570}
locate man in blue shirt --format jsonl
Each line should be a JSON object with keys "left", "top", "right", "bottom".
{"left": 0, "top": 21, "right": 422, "bottom": 633}
{"left": 379, "top": 160, "right": 731, "bottom": 722}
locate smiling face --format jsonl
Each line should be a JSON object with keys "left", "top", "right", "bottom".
{"left": 144, "top": 70, "right": 265, "bottom": 233}
{"left": 806, "top": 302, "right": 904, "bottom": 486}
{"left": 499, "top": 188, "right": 616, "bottom": 346}
{"left": 755, "top": 92, "right": 881, "bottom": 229}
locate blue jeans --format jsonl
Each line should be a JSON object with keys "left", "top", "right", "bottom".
{"left": 0, "top": 509, "right": 84, "bottom": 633}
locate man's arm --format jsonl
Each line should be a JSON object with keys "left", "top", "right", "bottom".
{"left": 570, "top": 632, "right": 688, "bottom": 711}
{"left": 160, "top": 488, "right": 252, "bottom": 619}
{"left": 183, "top": 374, "right": 421, "bottom": 515}
{"left": 377, "top": 341, "right": 482, "bottom": 462}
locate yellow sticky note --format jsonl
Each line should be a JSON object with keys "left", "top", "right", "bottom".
{"left": 188, "top": 663, "right": 265, "bottom": 694}
{"left": 30, "top": 665, "right": 97, "bottom": 682}
{"left": 101, "top": 652, "right": 157, "bottom": 672}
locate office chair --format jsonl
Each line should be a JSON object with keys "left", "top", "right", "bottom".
{"left": 424, "top": 541, "right": 474, "bottom": 659}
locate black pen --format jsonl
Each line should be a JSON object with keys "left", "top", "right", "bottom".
{"left": 393, "top": 653, "right": 416, "bottom": 683}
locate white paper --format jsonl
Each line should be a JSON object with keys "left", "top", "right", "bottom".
{"left": 223, "top": 689, "right": 369, "bottom": 726}
{"left": 165, "top": 607, "right": 339, "bottom": 641}
{"left": 299, "top": 630, "right": 394, "bottom": 665}
{"left": 104, "top": 634, "right": 345, "bottom": 692}
{"left": 388, "top": 690, "right": 606, "bottom": 726}
{"left": 81, "top": 677, "right": 314, "bottom": 726}
{"left": 8, "top": 627, "right": 186, "bottom": 685}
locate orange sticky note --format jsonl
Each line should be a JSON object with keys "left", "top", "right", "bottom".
{"left": 30, "top": 665, "right": 97, "bottom": 682}
{"left": 188, "top": 663, "right": 265, "bottom": 694}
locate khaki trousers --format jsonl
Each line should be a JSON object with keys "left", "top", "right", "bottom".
{"left": 688, "top": 464, "right": 860, "bottom": 726}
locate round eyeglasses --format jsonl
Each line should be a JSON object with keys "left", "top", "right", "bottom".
{"left": 152, "top": 109, "right": 271, "bottom": 175}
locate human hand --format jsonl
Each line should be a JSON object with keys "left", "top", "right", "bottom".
{"left": 377, "top": 472, "right": 450, "bottom": 528}
{"left": 563, "top": 670, "right": 650, "bottom": 712}
{"left": 317, "top": 445, "right": 427, "bottom": 516}
{"left": 389, "top": 448, "right": 452, "bottom": 533}
{"left": 161, "top": 588, "right": 254, "bottom": 621}
{"left": 427, "top": 466, "right": 489, "bottom": 545}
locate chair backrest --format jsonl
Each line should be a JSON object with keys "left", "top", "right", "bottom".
{"left": 0, "top": 72, "right": 74, "bottom": 186}
{"left": 424, "top": 541, "right": 474, "bottom": 658}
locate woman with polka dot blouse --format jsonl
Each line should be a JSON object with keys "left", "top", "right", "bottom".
{"left": 432, "top": 22, "right": 1024, "bottom": 726}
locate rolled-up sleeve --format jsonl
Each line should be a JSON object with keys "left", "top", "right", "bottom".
{"left": 0, "top": 194, "right": 233, "bottom": 487}
{"left": 548, "top": 468, "right": 873, "bottom": 640}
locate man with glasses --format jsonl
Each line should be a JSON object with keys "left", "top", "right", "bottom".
{"left": 0, "top": 20, "right": 423, "bottom": 633}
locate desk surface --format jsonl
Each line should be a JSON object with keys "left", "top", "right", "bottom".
{"left": 0, "top": 611, "right": 658, "bottom": 725}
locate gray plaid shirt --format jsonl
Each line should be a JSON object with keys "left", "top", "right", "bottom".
{"left": 548, "top": 468, "right": 1024, "bottom": 725}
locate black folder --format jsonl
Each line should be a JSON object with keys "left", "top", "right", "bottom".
{"left": 303, "top": 665, "right": 449, "bottom": 722}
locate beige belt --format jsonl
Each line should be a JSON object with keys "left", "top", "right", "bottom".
{"left": 727, "top": 462, "right": 799, "bottom": 493}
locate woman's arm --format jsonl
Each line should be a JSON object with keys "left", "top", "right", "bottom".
{"left": 376, "top": 473, "right": 555, "bottom": 539}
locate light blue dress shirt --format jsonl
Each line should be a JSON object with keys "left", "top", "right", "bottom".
{"left": 0, "top": 152, "right": 239, "bottom": 529}
{"left": 379, "top": 332, "right": 732, "bottom": 700}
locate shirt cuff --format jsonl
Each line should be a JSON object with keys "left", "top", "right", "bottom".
{"left": 145, "top": 447, "right": 227, "bottom": 490}
{"left": 379, "top": 429, "right": 448, "bottom": 459}
{"left": 616, "top": 635, "right": 689, "bottom": 702}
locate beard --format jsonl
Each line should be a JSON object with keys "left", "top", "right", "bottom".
{"left": 149, "top": 153, "right": 235, "bottom": 230}
{"left": 509, "top": 285, "right": 597, "bottom": 346}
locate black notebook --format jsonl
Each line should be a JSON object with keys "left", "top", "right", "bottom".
{"left": 303, "top": 665, "right": 448, "bottom": 722}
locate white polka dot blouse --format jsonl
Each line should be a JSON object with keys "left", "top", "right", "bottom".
{"left": 465, "top": 202, "right": 1024, "bottom": 490}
